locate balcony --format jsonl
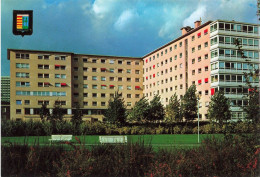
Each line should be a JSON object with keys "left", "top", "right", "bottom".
{"left": 211, "top": 29, "right": 259, "bottom": 38}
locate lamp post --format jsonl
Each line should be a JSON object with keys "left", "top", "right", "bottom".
{"left": 197, "top": 94, "right": 201, "bottom": 143}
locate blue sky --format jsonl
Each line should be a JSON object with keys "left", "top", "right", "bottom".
{"left": 1, "top": 0, "right": 258, "bottom": 76}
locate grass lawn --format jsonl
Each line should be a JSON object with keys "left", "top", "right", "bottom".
{"left": 2, "top": 134, "right": 223, "bottom": 149}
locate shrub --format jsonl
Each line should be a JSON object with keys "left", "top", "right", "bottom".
{"left": 173, "top": 126, "right": 181, "bottom": 134}
{"left": 181, "top": 126, "right": 192, "bottom": 134}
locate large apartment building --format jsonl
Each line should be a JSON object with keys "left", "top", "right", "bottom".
{"left": 8, "top": 50, "right": 143, "bottom": 121}
{"left": 7, "top": 19, "right": 259, "bottom": 122}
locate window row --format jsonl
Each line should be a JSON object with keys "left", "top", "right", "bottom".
{"left": 211, "top": 36, "right": 259, "bottom": 46}
{"left": 210, "top": 22, "right": 258, "bottom": 34}
{"left": 211, "top": 74, "right": 259, "bottom": 83}
{"left": 73, "top": 58, "right": 140, "bottom": 65}
{"left": 75, "top": 92, "right": 141, "bottom": 99}
{"left": 211, "top": 61, "right": 259, "bottom": 70}
{"left": 16, "top": 63, "right": 29, "bottom": 69}
{"left": 73, "top": 67, "right": 140, "bottom": 74}
{"left": 16, "top": 81, "right": 30, "bottom": 87}
{"left": 74, "top": 76, "right": 141, "bottom": 82}
{"left": 191, "top": 42, "right": 208, "bottom": 53}
{"left": 192, "top": 66, "right": 209, "bottom": 75}
{"left": 16, "top": 72, "right": 29, "bottom": 78}
{"left": 16, "top": 53, "right": 29, "bottom": 59}
{"left": 219, "top": 87, "right": 253, "bottom": 95}
{"left": 211, "top": 49, "right": 259, "bottom": 59}
{"left": 16, "top": 91, "right": 66, "bottom": 96}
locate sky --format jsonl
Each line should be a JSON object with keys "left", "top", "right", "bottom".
{"left": 1, "top": 0, "right": 258, "bottom": 76}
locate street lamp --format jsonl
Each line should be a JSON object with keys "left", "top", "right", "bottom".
{"left": 197, "top": 94, "right": 201, "bottom": 143}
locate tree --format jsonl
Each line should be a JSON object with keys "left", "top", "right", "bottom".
{"left": 104, "top": 91, "right": 127, "bottom": 125}
{"left": 182, "top": 85, "right": 197, "bottom": 122}
{"left": 208, "top": 91, "right": 231, "bottom": 127}
{"left": 47, "top": 103, "right": 65, "bottom": 130}
{"left": 71, "top": 103, "right": 83, "bottom": 133}
{"left": 234, "top": 38, "right": 260, "bottom": 124}
{"left": 146, "top": 94, "right": 165, "bottom": 123}
{"left": 127, "top": 97, "right": 149, "bottom": 123}
{"left": 39, "top": 102, "right": 50, "bottom": 122}
{"left": 165, "top": 93, "right": 182, "bottom": 123}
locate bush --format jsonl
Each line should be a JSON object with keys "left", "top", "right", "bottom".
{"left": 181, "top": 126, "right": 192, "bottom": 134}
{"left": 173, "top": 126, "right": 181, "bottom": 134}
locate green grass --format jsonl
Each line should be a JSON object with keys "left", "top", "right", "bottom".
{"left": 2, "top": 134, "right": 223, "bottom": 148}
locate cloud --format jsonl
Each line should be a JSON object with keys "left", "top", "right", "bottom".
{"left": 183, "top": 5, "right": 206, "bottom": 27}
{"left": 92, "top": 0, "right": 119, "bottom": 19}
{"left": 114, "top": 9, "right": 137, "bottom": 31}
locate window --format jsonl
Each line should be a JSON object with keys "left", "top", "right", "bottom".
{"left": 135, "top": 61, "right": 139, "bottom": 65}
{"left": 16, "top": 72, "right": 29, "bottom": 78}
{"left": 16, "top": 81, "right": 30, "bottom": 87}
{"left": 127, "top": 61, "right": 131, "bottom": 65}
{"left": 198, "top": 57, "right": 201, "bottom": 62}
{"left": 109, "top": 77, "right": 114, "bottom": 81}
{"left": 92, "top": 93, "right": 97, "bottom": 97}
{"left": 118, "top": 85, "right": 123, "bottom": 90}
{"left": 92, "top": 59, "right": 97, "bottom": 63}
{"left": 109, "top": 68, "right": 114, "bottom": 73}
{"left": 180, "top": 63, "right": 183, "bottom": 68}
{"left": 127, "top": 94, "right": 131, "bottom": 98}
{"left": 101, "top": 59, "right": 105, "bottom": 63}
{"left": 127, "top": 78, "right": 131, "bottom": 82}
{"left": 205, "top": 54, "right": 208, "bottom": 59}
{"left": 127, "top": 86, "right": 131, "bottom": 90}
{"left": 101, "top": 76, "right": 106, "bottom": 81}
{"left": 101, "top": 102, "right": 106, "bottom": 106}
{"left": 198, "top": 45, "right": 201, "bottom": 50}
{"left": 135, "top": 70, "right": 140, "bottom": 74}
{"left": 204, "top": 42, "right": 208, "bottom": 47}
{"left": 92, "top": 68, "right": 97, "bottom": 72}
{"left": 198, "top": 68, "right": 201, "bottom": 73}
{"left": 92, "top": 85, "right": 98, "bottom": 89}
{"left": 16, "top": 63, "right": 29, "bottom": 69}
{"left": 16, "top": 109, "right": 22, "bottom": 114}
{"left": 92, "top": 76, "right": 97, "bottom": 81}
{"left": 118, "top": 69, "right": 123, "bottom": 73}
{"left": 83, "top": 58, "right": 88, "bottom": 62}
{"left": 74, "top": 67, "right": 78, "bottom": 71}
{"left": 179, "top": 42, "right": 182, "bottom": 47}
{"left": 180, "top": 84, "right": 183, "bottom": 89}
{"left": 74, "top": 76, "right": 78, "bottom": 80}
{"left": 83, "top": 67, "right": 88, "bottom": 71}
{"left": 179, "top": 53, "right": 182, "bottom": 58}
{"left": 83, "top": 76, "right": 88, "bottom": 80}
{"left": 16, "top": 53, "right": 30, "bottom": 59}
{"left": 83, "top": 93, "right": 88, "bottom": 97}
{"left": 192, "top": 70, "right": 195, "bottom": 75}
{"left": 192, "top": 59, "right": 195, "bottom": 64}
{"left": 192, "top": 36, "right": 195, "bottom": 41}
{"left": 83, "top": 102, "right": 88, "bottom": 106}
{"left": 118, "top": 77, "right": 122, "bottom": 81}
{"left": 192, "top": 47, "right": 195, "bottom": 53}
{"left": 101, "top": 93, "right": 106, "bottom": 98}
{"left": 205, "top": 66, "right": 208, "bottom": 71}
{"left": 135, "top": 94, "right": 140, "bottom": 98}
{"left": 127, "top": 102, "right": 132, "bottom": 106}
{"left": 135, "top": 78, "right": 140, "bottom": 82}
{"left": 118, "top": 60, "right": 123, "bottom": 64}
{"left": 25, "top": 100, "right": 30, "bottom": 105}
{"left": 109, "top": 60, "right": 114, "bottom": 64}
{"left": 16, "top": 100, "right": 22, "bottom": 105}
{"left": 92, "top": 102, "right": 97, "bottom": 106}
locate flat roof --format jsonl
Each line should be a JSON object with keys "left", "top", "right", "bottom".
{"left": 7, "top": 49, "right": 142, "bottom": 60}
{"left": 142, "top": 20, "right": 212, "bottom": 58}
{"left": 211, "top": 19, "right": 260, "bottom": 26}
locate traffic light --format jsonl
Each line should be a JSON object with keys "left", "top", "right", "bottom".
{"left": 13, "top": 10, "right": 33, "bottom": 36}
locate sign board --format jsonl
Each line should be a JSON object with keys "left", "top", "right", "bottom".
{"left": 13, "top": 10, "right": 33, "bottom": 36}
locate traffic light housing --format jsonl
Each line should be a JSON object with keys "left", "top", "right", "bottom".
{"left": 13, "top": 10, "right": 33, "bottom": 36}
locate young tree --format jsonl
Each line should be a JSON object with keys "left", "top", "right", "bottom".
{"left": 182, "top": 85, "right": 197, "bottom": 122}
{"left": 127, "top": 97, "right": 149, "bottom": 123}
{"left": 39, "top": 102, "right": 50, "bottom": 122}
{"left": 146, "top": 94, "right": 165, "bottom": 123}
{"left": 104, "top": 91, "right": 127, "bottom": 125}
{"left": 71, "top": 103, "right": 83, "bottom": 133}
{"left": 47, "top": 103, "right": 65, "bottom": 129}
{"left": 208, "top": 91, "right": 231, "bottom": 127}
{"left": 165, "top": 93, "right": 182, "bottom": 123}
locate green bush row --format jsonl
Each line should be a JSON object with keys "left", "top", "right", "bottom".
{"left": 1, "top": 120, "right": 256, "bottom": 136}
{"left": 2, "top": 134, "right": 260, "bottom": 176}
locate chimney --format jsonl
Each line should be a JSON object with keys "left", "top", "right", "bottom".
{"left": 194, "top": 20, "right": 201, "bottom": 28}
{"left": 181, "top": 26, "right": 192, "bottom": 35}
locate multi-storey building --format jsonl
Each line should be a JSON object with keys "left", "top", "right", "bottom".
{"left": 210, "top": 20, "right": 259, "bottom": 120}
{"left": 143, "top": 21, "right": 212, "bottom": 120}
{"left": 1, "top": 76, "right": 11, "bottom": 120}
{"left": 7, "top": 49, "right": 143, "bottom": 121}
{"left": 7, "top": 20, "right": 259, "bottom": 122}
